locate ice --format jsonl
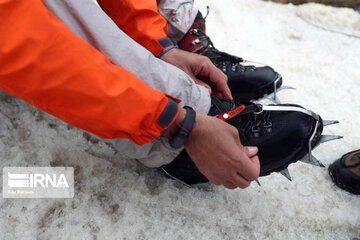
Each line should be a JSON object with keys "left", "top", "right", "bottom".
{"left": 1, "top": 0, "right": 360, "bottom": 239}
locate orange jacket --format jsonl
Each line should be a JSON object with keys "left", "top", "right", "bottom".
{"left": 0, "top": 0, "right": 180, "bottom": 145}
{"left": 98, "top": 0, "right": 174, "bottom": 57}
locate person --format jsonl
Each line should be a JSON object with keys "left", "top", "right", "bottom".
{"left": 98, "top": 0, "right": 282, "bottom": 103}
{"left": 92, "top": 0, "right": 326, "bottom": 186}
{"left": 0, "top": 0, "right": 321, "bottom": 189}
{"left": 0, "top": 0, "right": 260, "bottom": 189}
{"left": 329, "top": 149, "right": 360, "bottom": 195}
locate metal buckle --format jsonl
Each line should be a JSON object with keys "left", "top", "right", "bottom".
{"left": 264, "top": 122, "right": 272, "bottom": 128}
{"left": 251, "top": 126, "right": 261, "bottom": 133}
{"left": 254, "top": 104, "right": 263, "bottom": 115}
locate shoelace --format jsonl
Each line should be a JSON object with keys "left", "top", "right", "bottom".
{"left": 213, "top": 98, "right": 273, "bottom": 137}
{"left": 237, "top": 106, "right": 273, "bottom": 137}
{"left": 212, "top": 98, "right": 272, "bottom": 137}
{"left": 191, "top": 26, "right": 256, "bottom": 73}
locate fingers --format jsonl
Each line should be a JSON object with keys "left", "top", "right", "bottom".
{"left": 244, "top": 146, "right": 261, "bottom": 175}
{"left": 250, "top": 155, "right": 260, "bottom": 166}
{"left": 159, "top": 48, "right": 232, "bottom": 99}
{"left": 225, "top": 158, "right": 259, "bottom": 189}
{"left": 232, "top": 173, "right": 251, "bottom": 189}
{"left": 223, "top": 181, "right": 237, "bottom": 189}
{"left": 226, "top": 152, "right": 259, "bottom": 189}
{"left": 212, "top": 177, "right": 248, "bottom": 190}
{"left": 214, "top": 154, "right": 259, "bottom": 189}
{"left": 229, "top": 148, "right": 260, "bottom": 183}
{"left": 229, "top": 132, "right": 260, "bottom": 186}
{"left": 185, "top": 114, "right": 260, "bottom": 190}
{"left": 196, "top": 57, "right": 233, "bottom": 100}
{"left": 239, "top": 154, "right": 260, "bottom": 182}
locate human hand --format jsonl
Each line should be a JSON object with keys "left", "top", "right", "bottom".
{"left": 160, "top": 48, "right": 232, "bottom": 100}
{"left": 184, "top": 113, "right": 260, "bottom": 189}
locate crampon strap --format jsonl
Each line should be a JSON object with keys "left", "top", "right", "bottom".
{"left": 216, "top": 104, "right": 246, "bottom": 122}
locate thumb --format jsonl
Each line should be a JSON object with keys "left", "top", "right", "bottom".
{"left": 244, "top": 146, "right": 258, "bottom": 157}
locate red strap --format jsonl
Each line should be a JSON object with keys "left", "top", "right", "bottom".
{"left": 216, "top": 105, "right": 246, "bottom": 122}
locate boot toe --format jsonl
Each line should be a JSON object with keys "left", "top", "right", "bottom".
{"left": 228, "top": 66, "right": 281, "bottom": 100}
{"left": 254, "top": 66, "right": 279, "bottom": 83}
{"left": 329, "top": 152, "right": 360, "bottom": 195}
{"left": 253, "top": 108, "right": 321, "bottom": 176}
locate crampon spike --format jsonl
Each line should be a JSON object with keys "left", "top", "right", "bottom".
{"left": 255, "top": 179, "right": 261, "bottom": 186}
{"left": 278, "top": 85, "right": 296, "bottom": 91}
{"left": 279, "top": 168, "right": 292, "bottom": 181}
{"left": 322, "top": 120, "right": 339, "bottom": 126}
{"left": 310, "top": 155, "right": 325, "bottom": 168}
{"left": 265, "top": 93, "right": 281, "bottom": 104}
{"left": 318, "top": 135, "right": 343, "bottom": 145}
{"left": 300, "top": 153, "right": 325, "bottom": 167}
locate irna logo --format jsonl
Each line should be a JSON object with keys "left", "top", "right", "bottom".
{"left": 3, "top": 167, "right": 74, "bottom": 198}
{"left": 8, "top": 172, "right": 69, "bottom": 188}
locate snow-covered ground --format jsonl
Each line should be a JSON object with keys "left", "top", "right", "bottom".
{"left": 1, "top": 0, "right": 359, "bottom": 239}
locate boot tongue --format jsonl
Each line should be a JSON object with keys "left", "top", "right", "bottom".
{"left": 208, "top": 98, "right": 235, "bottom": 116}
{"left": 198, "top": 45, "right": 221, "bottom": 58}
{"left": 178, "top": 17, "right": 207, "bottom": 53}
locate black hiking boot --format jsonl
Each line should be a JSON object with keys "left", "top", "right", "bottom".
{"left": 162, "top": 97, "right": 341, "bottom": 186}
{"left": 329, "top": 149, "right": 360, "bottom": 195}
{"left": 178, "top": 12, "right": 287, "bottom": 103}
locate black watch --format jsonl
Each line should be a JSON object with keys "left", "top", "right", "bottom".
{"left": 169, "top": 106, "right": 196, "bottom": 149}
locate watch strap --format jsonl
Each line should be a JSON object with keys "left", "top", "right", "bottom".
{"left": 169, "top": 106, "right": 196, "bottom": 149}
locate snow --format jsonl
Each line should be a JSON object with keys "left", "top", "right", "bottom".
{"left": 1, "top": 0, "right": 359, "bottom": 239}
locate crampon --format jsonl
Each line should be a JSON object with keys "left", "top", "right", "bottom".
{"left": 161, "top": 98, "right": 342, "bottom": 187}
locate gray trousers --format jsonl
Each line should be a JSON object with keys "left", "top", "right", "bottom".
{"left": 157, "top": 0, "right": 199, "bottom": 44}
{"left": 42, "top": 0, "right": 208, "bottom": 167}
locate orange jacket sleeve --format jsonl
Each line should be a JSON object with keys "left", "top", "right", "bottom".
{"left": 0, "top": 0, "right": 180, "bottom": 145}
{"left": 97, "top": 0, "right": 174, "bottom": 57}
